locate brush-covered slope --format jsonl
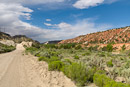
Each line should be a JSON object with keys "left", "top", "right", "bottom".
{"left": 60, "top": 26, "right": 130, "bottom": 45}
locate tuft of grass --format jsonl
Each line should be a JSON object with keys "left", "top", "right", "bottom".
{"left": 106, "top": 60, "right": 113, "bottom": 67}
{"left": 74, "top": 55, "right": 79, "bottom": 59}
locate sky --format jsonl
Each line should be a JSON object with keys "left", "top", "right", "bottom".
{"left": 0, "top": 0, "right": 130, "bottom": 42}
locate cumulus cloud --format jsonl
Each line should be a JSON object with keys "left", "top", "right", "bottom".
{"left": 0, "top": 3, "right": 47, "bottom": 40}
{"left": 73, "top": 0, "right": 104, "bottom": 9}
{"left": 46, "top": 19, "right": 51, "bottom": 21}
{"left": 73, "top": 0, "right": 119, "bottom": 9}
{"left": 42, "top": 19, "right": 112, "bottom": 41}
{"left": 0, "top": 2, "right": 113, "bottom": 42}
{"left": 44, "top": 23, "right": 52, "bottom": 26}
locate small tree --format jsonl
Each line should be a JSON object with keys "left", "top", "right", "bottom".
{"left": 122, "top": 44, "right": 126, "bottom": 51}
{"left": 107, "top": 44, "right": 113, "bottom": 52}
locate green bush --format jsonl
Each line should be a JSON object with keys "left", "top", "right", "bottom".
{"left": 122, "top": 44, "right": 126, "bottom": 51}
{"left": 75, "top": 45, "right": 82, "bottom": 50}
{"left": 35, "top": 53, "right": 41, "bottom": 57}
{"left": 74, "top": 55, "right": 79, "bottom": 59}
{"left": 63, "top": 59, "right": 72, "bottom": 65}
{"left": 88, "top": 45, "right": 99, "bottom": 51}
{"left": 106, "top": 44, "right": 113, "bottom": 52}
{"left": 82, "top": 51, "right": 91, "bottom": 56}
{"left": 38, "top": 56, "right": 47, "bottom": 61}
{"left": 43, "top": 44, "right": 58, "bottom": 49}
{"left": 102, "top": 44, "right": 113, "bottom": 52}
{"left": 48, "top": 61, "right": 64, "bottom": 71}
{"left": 106, "top": 60, "right": 113, "bottom": 67}
{"left": 93, "top": 70, "right": 130, "bottom": 87}
{"left": 48, "top": 56, "right": 60, "bottom": 62}
{"left": 98, "top": 52, "right": 106, "bottom": 57}
{"left": 61, "top": 62, "right": 87, "bottom": 86}
{"left": 0, "top": 43, "right": 16, "bottom": 53}
{"left": 59, "top": 43, "right": 76, "bottom": 49}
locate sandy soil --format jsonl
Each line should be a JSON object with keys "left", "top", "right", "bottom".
{"left": 0, "top": 44, "right": 76, "bottom": 87}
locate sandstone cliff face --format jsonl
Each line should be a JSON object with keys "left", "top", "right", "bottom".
{"left": 59, "top": 26, "right": 130, "bottom": 45}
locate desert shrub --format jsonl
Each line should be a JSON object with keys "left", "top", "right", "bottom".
{"left": 94, "top": 72, "right": 112, "bottom": 87}
{"left": 48, "top": 56, "right": 60, "bottom": 63}
{"left": 35, "top": 53, "right": 41, "bottom": 57}
{"left": 61, "top": 62, "right": 87, "bottom": 86}
{"left": 88, "top": 45, "right": 99, "bottom": 51}
{"left": 93, "top": 70, "right": 130, "bottom": 87}
{"left": 125, "top": 61, "right": 130, "bottom": 69}
{"left": 107, "top": 44, "right": 113, "bottom": 52}
{"left": 32, "top": 42, "right": 40, "bottom": 48}
{"left": 26, "top": 47, "right": 37, "bottom": 52}
{"left": 59, "top": 43, "right": 76, "bottom": 49}
{"left": 43, "top": 44, "right": 58, "bottom": 49}
{"left": 102, "top": 44, "right": 113, "bottom": 52}
{"left": 48, "top": 51, "right": 59, "bottom": 57}
{"left": 122, "top": 44, "right": 126, "bottom": 51}
{"left": 106, "top": 60, "right": 113, "bottom": 67}
{"left": 38, "top": 56, "right": 47, "bottom": 61}
{"left": 98, "top": 52, "right": 106, "bottom": 57}
{"left": 0, "top": 43, "right": 16, "bottom": 53}
{"left": 48, "top": 61, "right": 64, "bottom": 71}
{"left": 75, "top": 45, "right": 82, "bottom": 50}
{"left": 82, "top": 51, "right": 91, "bottom": 56}
{"left": 102, "top": 46, "right": 107, "bottom": 51}
{"left": 63, "top": 59, "right": 72, "bottom": 65}
{"left": 87, "top": 67, "right": 97, "bottom": 82}
{"left": 74, "top": 55, "right": 79, "bottom": 59}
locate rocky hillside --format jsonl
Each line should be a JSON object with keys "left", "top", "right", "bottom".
{"left": 0, "top": 32, "right": 12, "bottom": 40}
{"left": 13, "top": 35, "right": 39, "bottom": 44}
{"left": 0, "top": 32, "right": 39, "bottom": 45}
{"left": 60, "top": 26, "right": 130, "bottom": 45}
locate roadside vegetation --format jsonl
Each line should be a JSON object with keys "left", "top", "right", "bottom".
{"left": 0, "top": 43, "right": 16, "bottom": 53}
{"left": 26, "top": 43, "right": 130, "bottom": 87}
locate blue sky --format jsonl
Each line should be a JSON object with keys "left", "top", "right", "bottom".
{"left": 26, "top": 0, "right": 129, "bottom": 28}
{"left": 0, "top": 0, "right": 130, "bottom": 42}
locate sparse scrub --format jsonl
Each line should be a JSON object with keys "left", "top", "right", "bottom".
{"left": 122, "top": 44, "right": 126, "bottom": 51}
{"left": 106, "top": 60, "right": 113, "bottom": 67}
{"left": 61, "top": 62, "right": 88, "bottom": 86}
{"left": 74, "top": 55, "right": 79, "bottom": 59}
{"left": 49, "top": 61, "right": 64, "bottom": 71}
{"left": 0, "top": 43, "right": 16, "bottom": 53}
{"left": 26, "top": 43, "right": 130, "bottom": 87}
{"left": 93, "top": 70, "right": 130, "bottom": 87}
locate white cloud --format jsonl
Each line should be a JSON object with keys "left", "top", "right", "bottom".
{"left": 0, "top": 2, "right": 113, "bottom": 42}
{"left": 46, "top": 19, "right": 52, "bottom": 21}
{"left": 73, "top": 0, "right": 119, "bottom": 9}
{"left": 44, "top": 23, "right": 52, "bottom": 26}
{"left": 43, "top": 19, "right": 112, "bottom": 40}
{"left": 73, "top": 0, "right": 104, "bottom": 9}
{"left": 0, "top": 0, "right": 64, "bottom": 5}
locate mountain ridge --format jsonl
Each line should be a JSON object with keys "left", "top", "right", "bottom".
{"left": 59, "top": 26, "right": 130, "bottom": 45}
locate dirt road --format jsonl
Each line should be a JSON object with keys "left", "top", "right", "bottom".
{"left": 0, "top": 44, "right": 76, "bottom": 87}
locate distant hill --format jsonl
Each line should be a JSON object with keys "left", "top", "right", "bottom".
{"left": 59, "top": 26, "right": 130, "bottom": 45}
{"left": 0, "top": 32, "right": 12, "bottom": 40}
{"left": 44, "top": 40, "right": 62, "bottom": 44}
{"left": 0, "top": 32, "right": 39, "bottom": 44}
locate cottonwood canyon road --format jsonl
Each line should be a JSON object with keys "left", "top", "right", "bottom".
{"left": 0, "top": 44, "right": 76, "bottom": 87}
